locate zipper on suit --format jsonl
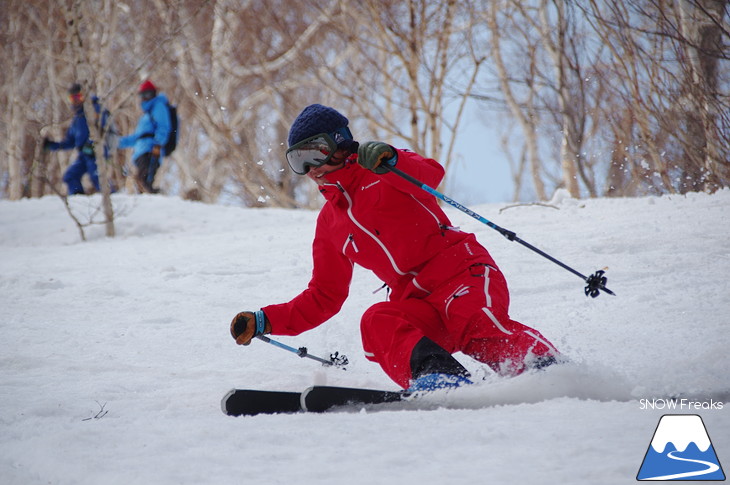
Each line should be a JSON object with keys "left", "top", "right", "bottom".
{"left": 339, "top": 184, "right": 417, "bottom": 277}
{"left": 342, "top": 234, "right": 359, "bottom": 254}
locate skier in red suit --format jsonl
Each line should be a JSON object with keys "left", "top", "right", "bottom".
{"left": 231, "top": 104, "right": 562, "bottom": 390}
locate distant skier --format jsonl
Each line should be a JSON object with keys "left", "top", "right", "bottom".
{"left": 230, "top": 104, "right": 562, "bottom": 391}
{"left": 43, "top": 83, "right": 100, "bottom": 195}
{"left": 117, "top": 80, "right": 172, "bottom": 193}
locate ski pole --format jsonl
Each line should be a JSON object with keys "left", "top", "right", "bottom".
{"left": 256, "top": 335, "right": 349, "bottom": 369}
{"left": 383, "top": 165, "right": 615, "bottom": 298}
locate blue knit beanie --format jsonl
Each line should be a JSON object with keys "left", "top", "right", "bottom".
{"left": 287, "top": 104, "right": 350, "bottom": 147}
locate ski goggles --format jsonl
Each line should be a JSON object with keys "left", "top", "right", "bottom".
{"left": 139, "top": 90, "right": 156, "bottom": 101}
{"left": 68, "top": 93, "right": 84, "bottom": 104}
{"left": 285, "top": 133, "right": 342, "bottom": 175}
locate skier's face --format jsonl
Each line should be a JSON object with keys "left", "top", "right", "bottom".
{"left": 306, "top": 149, "right": 348, "bottom": 185}
{"left": 68, "top": 93, "right": 84, "bottom": 110}
{"left": 139, "top": 90, "right": 155, "bottom": 102}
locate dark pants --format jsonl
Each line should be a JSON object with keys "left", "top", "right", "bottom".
{"left": 134, "top": 152, "right": 160, "bottom": 193}
{"left": 63, "top": 154, "right": 100, "bottom": 195}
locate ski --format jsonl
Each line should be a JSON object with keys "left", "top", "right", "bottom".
{"left": 222, "top": 389, "right": 302, "bottom": 417}
{"left": 222, "top": 385, "right": 410, "bottom": 416}
{"left": 302, "top": 386, "right": 410, "bottom": 412}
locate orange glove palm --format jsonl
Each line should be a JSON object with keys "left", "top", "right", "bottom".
{"left": 230, "top": 310, "right": 271, "bottom": 345}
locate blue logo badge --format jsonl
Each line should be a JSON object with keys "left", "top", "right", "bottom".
{"left": 637, "top": 414, "right": 725, "bottom": 481}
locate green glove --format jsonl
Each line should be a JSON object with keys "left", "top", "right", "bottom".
{"left": 357, "top": 141, "right": 397, "bottom": 174}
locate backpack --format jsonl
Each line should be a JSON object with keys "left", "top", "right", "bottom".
{"left": 163, "top": 103, "right": 179, "bottom": 155}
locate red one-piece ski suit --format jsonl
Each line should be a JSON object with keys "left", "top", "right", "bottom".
{"left": 263, "top": 149, "right": 559, "bottom": 388}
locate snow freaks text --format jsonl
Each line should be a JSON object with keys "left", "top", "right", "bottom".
{"left": 639, "top": 398, "right": 724, "bottom": 410}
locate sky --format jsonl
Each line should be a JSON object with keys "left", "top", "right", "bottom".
{"left": 375, "top": 101, "right": 517, "bottom": 206}
{"left": 447, "top": 105, "right": 514, "bottom": 205}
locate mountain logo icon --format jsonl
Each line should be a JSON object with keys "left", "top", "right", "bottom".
{"left": 637, "top": 414, "right": 725, "bottom": 481}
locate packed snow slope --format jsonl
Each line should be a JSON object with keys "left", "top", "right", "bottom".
{"left": 1, "top": 189, "right": 728, "bottom": 485}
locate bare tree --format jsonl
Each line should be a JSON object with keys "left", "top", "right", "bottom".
{"left": 166, "top": 0, "right": 349, "bottom": 207}
{"left": 484, "top": 1, "right": 548, "bottom": 200}
{"left": 319, "top": 0, "right": 485, "bottom": 187}
{"left": 2, "top": 0, "right": 727, "bottom": 208}
{"left": 476, "top": 0, "right": 728, "bottom": 200}
{"left": 63, "top": 0, "right": 116, "bottom": 236}
{"left": 677, "top": 0, "right": 729, "bottom": 191}
{"left": 537, "top": 0, "right": 595, "bottom": 197}
{"left": 583, "top": 0, "right": 729, "bottom": 196}
{"left": 1, "top": 0, "right": 53, "bottom": 200}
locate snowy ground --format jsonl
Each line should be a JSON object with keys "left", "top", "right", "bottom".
{"left": 1, "top": 188, "right": 728, "bottom": 484}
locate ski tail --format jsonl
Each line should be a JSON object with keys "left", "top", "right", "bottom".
{"left": 222, "top": 389, "right": 303, "bottom": 416}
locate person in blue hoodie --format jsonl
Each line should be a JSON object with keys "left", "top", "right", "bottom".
{"left": 43, "top": 83, "right": 101, "bottom": 195}
{"left": 118, "top": 80, "right": 171, "bottom": 193}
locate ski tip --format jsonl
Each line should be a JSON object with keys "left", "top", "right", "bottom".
{"left": 221, "top": 388, "right": 237, "bottom": 415}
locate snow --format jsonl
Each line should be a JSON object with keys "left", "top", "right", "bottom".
{"left": 1, "top": 189, "right": 728, "bottom": 484}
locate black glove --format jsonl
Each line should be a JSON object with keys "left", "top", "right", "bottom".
{"left": 42, "top": 137, "right": 54, "bottom": 151}
{"left": 357, "top": 141, "right": 397, "bottom": 174}
{"left": 230, "top": 310, "right": 271, "bottom": 346}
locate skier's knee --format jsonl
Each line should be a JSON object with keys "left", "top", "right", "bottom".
{"left": 360, "top": 301, "right": 397, "bottom": 333}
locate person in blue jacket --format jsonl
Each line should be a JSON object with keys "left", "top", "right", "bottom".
{"left": 43, "top": 83, "right": 100, "bottom": 195}
{"left": 118, "top": 80, "right": 171, "bottom": 193}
